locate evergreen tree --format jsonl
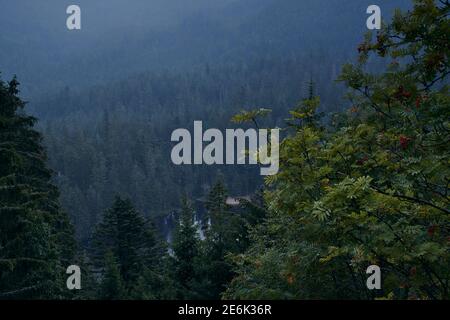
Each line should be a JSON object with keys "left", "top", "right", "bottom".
{"left": 99, "top": 250, "right": 125, "bottom": 300}
{"left": 92, "top": 196, "right": 164, "bottom": 298}
{"left": 0, "top": 76, "right": 75, "bottom": 299}
{"left": 197, "top": 180, "right": 246, "bottom": 299}
{"left": 71, "top": 251, "right": 99, "bottom": 300}
{"left": 171, "top": 197, "right": 200, "bottom": 299}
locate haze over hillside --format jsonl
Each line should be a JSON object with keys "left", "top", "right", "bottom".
{"left": 0, "top": 0, "right": 412, "bottom": 241}
{"left": 0, "top": 0, "right": 410, "bottom": 104}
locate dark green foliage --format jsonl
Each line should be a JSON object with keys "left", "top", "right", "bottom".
{"left": 70, "top": 252, "right": 99, "bottom": 300}
{"left": 92, "top": 196, "right": 165, "bottom": 299}
{"left": 193, "top": 180, "right": 248, "bottom": 299}
{"left": 226, "top": 0, "right": 449, "bottom": 300}
{"left": 171, "top": 197, "right": 200, "bottom": 299}
{"left": 40, "top": 56, "right": 343, "bottom": 242}
{"left": 0, "top": 77, "right": 75, "bottom": 299}
{"left": 166, "top": 183, "right": 261, "bottom": 300}
{"left": 3, "top": 0, "right": 446, "bottom": 302}
{"left": 99, "top": 250, "right": 125, "bottom": 300}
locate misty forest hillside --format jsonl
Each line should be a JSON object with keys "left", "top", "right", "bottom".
{"left": 1, "top": 0, "right": 448, "bottom": 300}
{"left": 1, "top": 0, "right": 411, "bottom": 241}
{"left": 1, "top": 0, "right": 411, "bottom": 98}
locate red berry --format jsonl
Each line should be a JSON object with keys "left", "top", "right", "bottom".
{"left": 356, "top": 155, "right": 369, "bottom": 166}
{"left": 399, "top": 135, "right": 411, "bottom": 150}
{"left": 427, "top": 225, "right": 437, "bottom": 237}
{"left": 395, "top": 86, "right": 405, "bottom": 100}
{"left": 403, "top": 91, "right": 412, "bottom": 98}
{"left": 415, "top": 97, "right": 422, "bottom": 108}
{"left": 357, "top": 43, "right": 368, "bottom": 53}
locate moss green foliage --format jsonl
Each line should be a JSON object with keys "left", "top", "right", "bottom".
{"left": 225, "top": 0, "right": 449, "bottom": 300}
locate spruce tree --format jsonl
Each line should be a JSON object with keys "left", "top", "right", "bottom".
{"left": 92, "top": 196, "right": 163, "bottom": 298}
{"left": 198, "top": 180, "right": 246, "bottom": 299}
{"left": 99, "top": 250, "right": 125, "bottom": 300}
{"left": 0, "top": 76, "right": 75, "bottom": 299}
{"left": 172, "top": 197, "right": 199, "bottom": 298}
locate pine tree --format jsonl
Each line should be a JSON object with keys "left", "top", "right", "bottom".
{"left": 92, "top": 196, "right": 163, "bottom": 298}
{"left": 99, "top": 250, "right": 125, "bottom": 300}
{"left": 71, "top": 251, "right": 98, "bottom": 300}
{"left": 171, "top": 197, "right": 200, "bottom": 299}
{"left": 0, "top": 76, "right": 76, "bottom": 299}
{"left": 198, "top": 180, "right": 246, "bottom": 299}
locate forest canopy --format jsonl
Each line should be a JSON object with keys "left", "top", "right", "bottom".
{"left": 0, "top": 0, "right": 448, "bottom": 300}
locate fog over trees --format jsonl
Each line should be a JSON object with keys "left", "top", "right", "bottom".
{"left": 3, "top": 0, "right": 447, "bottom": 300}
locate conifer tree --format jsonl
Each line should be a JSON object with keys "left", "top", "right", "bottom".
{"left": 0, "top": 76, "right": 75, "bottom": 299}
{"left": 92, "top": 196, "right": 163, "bottom": 298}
{"left": 171, "top": 197, "right": 200, "bottom": 298}
{"left": 99, "top": 250, "right": 125, "bottom": 300}
{"left": 198, "top": 180, "right": 246, "bottom": 299}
